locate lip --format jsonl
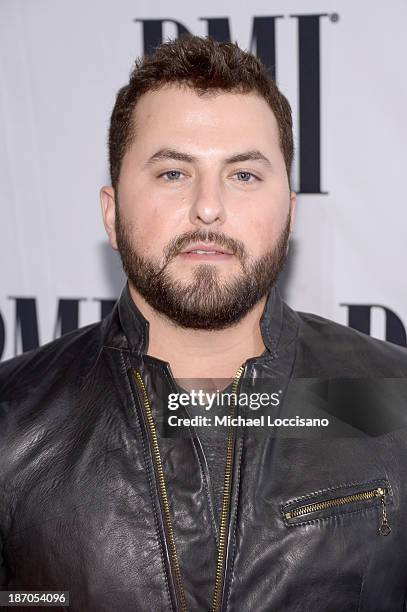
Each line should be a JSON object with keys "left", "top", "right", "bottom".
{"left": 180, "top": 243, "right": 233, "bottom": 255}
{"left": 178, "top": 243, "right": 234, "bottom": 262}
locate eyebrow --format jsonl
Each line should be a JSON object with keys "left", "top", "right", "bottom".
{"left": 144, "top": 148, "right": 272, "bottom": 167}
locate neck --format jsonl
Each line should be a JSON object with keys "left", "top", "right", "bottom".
{"left": 127, "top": 282, "right": 267, "bottom": 380}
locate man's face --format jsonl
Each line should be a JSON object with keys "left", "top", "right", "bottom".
{"left": 101, "top": 84, "right": 296, "bottom": 330}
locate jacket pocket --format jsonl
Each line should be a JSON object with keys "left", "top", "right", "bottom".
{"left": 281, "top": 478, "right": 392, "bottom": 535}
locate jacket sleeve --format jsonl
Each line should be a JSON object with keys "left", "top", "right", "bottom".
{"left": 0, "top": 533, "right": 7, "bottom": 587}
{"left": 0, "top": 489, "right": 8, "bottom": 587}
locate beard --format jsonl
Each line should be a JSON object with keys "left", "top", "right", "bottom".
{"left": 115, "top": 207, "right": 292, "bottom": 331}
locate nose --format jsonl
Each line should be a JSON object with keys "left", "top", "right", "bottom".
{"left": 188, "top": 173, "right": 226, "bottom": 227}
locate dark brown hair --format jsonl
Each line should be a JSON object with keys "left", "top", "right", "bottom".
{"left": 108, "top": 34, "right": 294, "bottom": 192}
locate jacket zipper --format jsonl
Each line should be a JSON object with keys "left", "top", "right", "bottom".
{"left": 134, "top": 371, "right": 188, "bottom": 612}
{"left": 284, "top": 486, "right": 391, "bottom": 536}
{"left": 211, "top": 364, "right": 245, "bottom": 612}
{"left": 134, "top": 364, "right": 245, "bottom": 612}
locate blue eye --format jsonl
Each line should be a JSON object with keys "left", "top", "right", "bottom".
{"left": 162, "top": 170, "right": 182, "bottom": 180}
{"left": 236, "top": 171, "right": 256, "bottom": 182}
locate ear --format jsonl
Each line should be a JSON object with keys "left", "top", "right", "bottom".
{"left": 100, "top": 186, "right": 118, "bottom": 250}
{"left": 288, "top": 191, "right": 297, "bottom": 236}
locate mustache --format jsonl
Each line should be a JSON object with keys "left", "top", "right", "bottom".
{"left": 163, "top": 230, "right": 246, "bottom": 264}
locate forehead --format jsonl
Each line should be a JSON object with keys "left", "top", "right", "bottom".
{"left": 130, "top": 85, "right": 281, "bottom": 155}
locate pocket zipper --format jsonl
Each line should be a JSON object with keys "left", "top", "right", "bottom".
{"left": 284, "top": 486, "right": 391, "bottom": 536}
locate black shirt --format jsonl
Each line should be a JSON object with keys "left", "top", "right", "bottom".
{"left": 175, "top": 382, "right": 234, "bottom": 529}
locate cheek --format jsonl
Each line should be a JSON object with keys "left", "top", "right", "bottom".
{"left": 239, "top": 203, "right": 289, "bottom": 256}
{"left": 121, "top": 194, "right": 179, "bottom": 259}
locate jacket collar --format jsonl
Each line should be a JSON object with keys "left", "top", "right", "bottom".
{"left": 116, "top": 283, "right": 150, "bottom": 353}
{"left": 109, "top": 281, "right": 298, "bottom": 360}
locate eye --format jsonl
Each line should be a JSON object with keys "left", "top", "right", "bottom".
{"left": 160, "top": 170, "right": 184, "bottom": 181}
{"left": 234, "top": 171, "right": 259, "bottom": 182}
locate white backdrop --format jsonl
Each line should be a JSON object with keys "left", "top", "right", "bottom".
{"left": 1, "top": 0, "right": 406, "bottom": 361}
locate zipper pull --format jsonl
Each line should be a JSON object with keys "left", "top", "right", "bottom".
{"left": 377, "top": 487, "right": 391, "bottom": 536}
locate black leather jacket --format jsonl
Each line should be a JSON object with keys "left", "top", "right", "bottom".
{"left": 1, "top": 284, "right": 407, "bottom": 612}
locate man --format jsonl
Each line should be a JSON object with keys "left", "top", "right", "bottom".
{"left": 1, "top": 34, "right": 407, "bottom": 612}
